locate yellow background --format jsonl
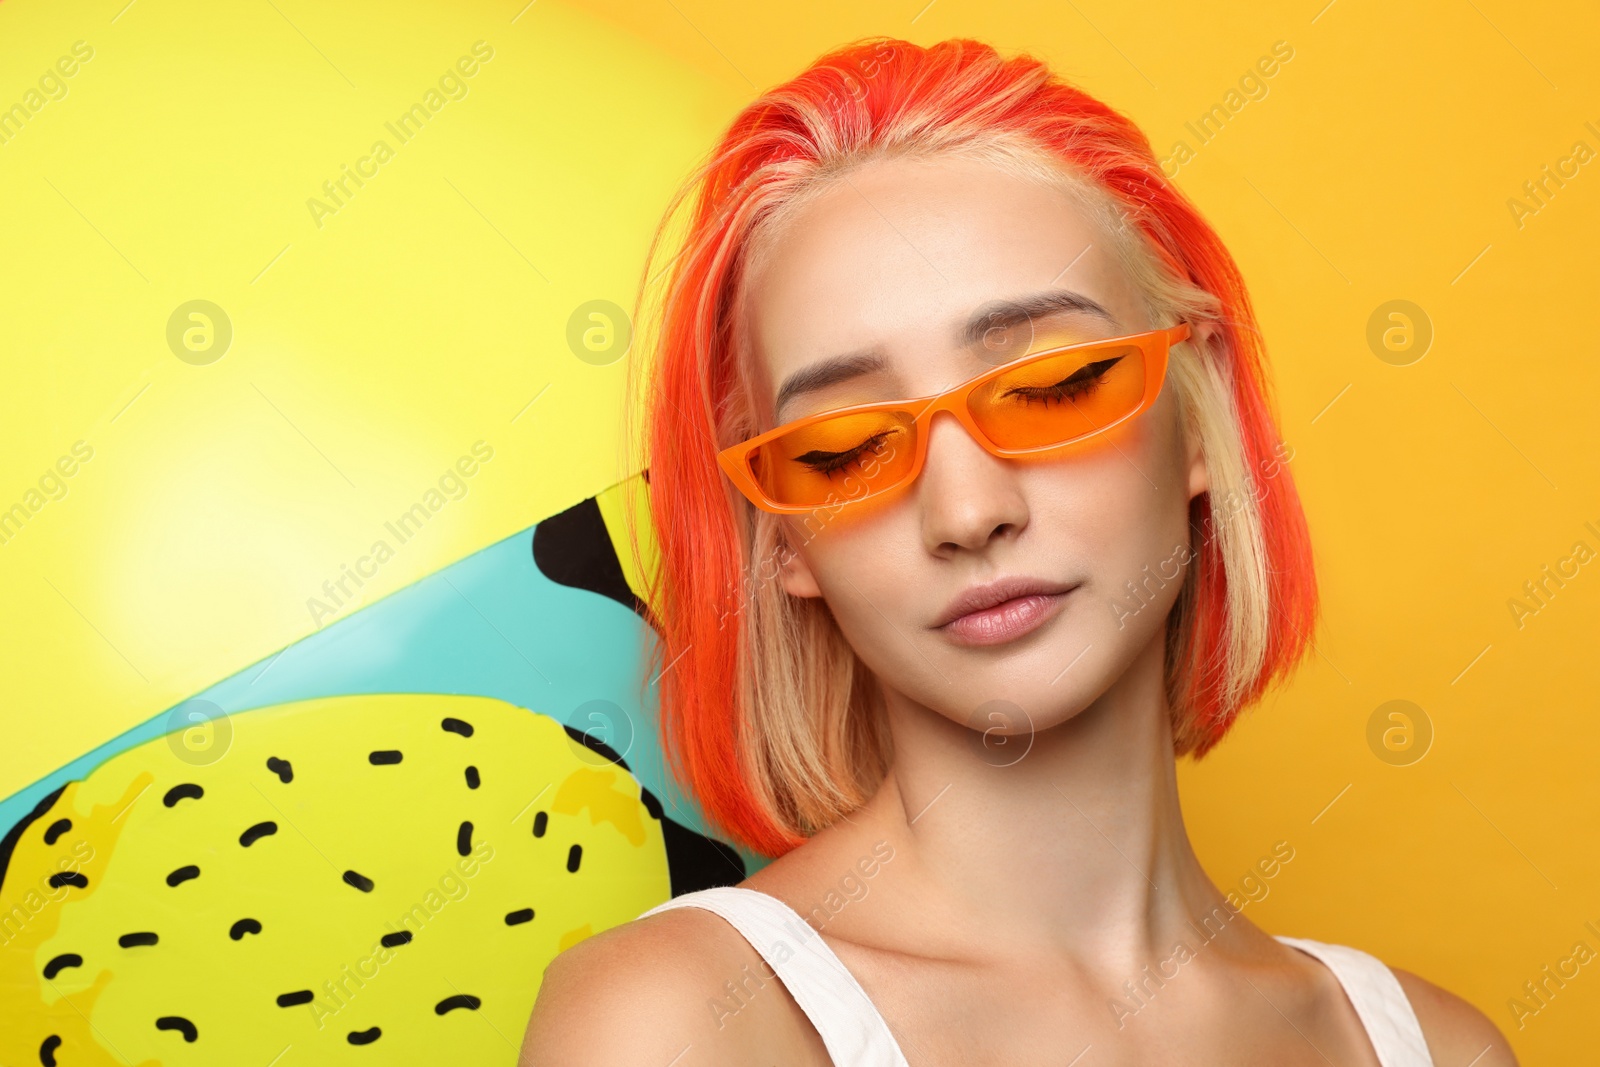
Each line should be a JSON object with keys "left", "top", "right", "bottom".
{"left": 1, "top": 0, "right": 1596, "bottom": 1058}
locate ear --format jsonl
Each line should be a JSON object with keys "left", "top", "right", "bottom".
{"left": 775, "top": 525, "right": 823, "bottom": 600}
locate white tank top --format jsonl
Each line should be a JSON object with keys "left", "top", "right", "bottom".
{"left": 639, "top": 886, "right": 1435, "bottom": 1066}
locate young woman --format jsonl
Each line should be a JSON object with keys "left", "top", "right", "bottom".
{"left": 522, "top": 37, "right": 1516, "bottom": 1066}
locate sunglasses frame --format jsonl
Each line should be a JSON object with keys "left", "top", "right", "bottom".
{"left": 717, "top": 321, "right": 1191, "bottom": 515}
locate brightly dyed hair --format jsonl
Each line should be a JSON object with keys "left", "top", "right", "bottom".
{"left": 621, "top": 37, "right": 1319, "bottom": 859}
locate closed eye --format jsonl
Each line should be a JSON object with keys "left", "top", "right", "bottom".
{"left": 795, "top": 431, "right": 894, "bottom": 475}
{"left": 1002, "top": 355, "right": 1122, "bottom": 404}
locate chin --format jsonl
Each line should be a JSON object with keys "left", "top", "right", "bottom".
{"left": 942, "top": 663, "right": 1102, "bottom": 736}
{"left": 967, "top": 631, "right": 1139, "bottom": 730}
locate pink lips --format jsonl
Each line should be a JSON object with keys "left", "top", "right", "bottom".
{"left": 933, "top": 577, "right": 1079, "bottom": 647}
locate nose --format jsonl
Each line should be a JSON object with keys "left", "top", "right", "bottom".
{"left": 916, "top": 409, "right": 1030, "bottom": 554}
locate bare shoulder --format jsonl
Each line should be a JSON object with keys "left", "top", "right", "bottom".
{"left": 1391, "top": 967, "right": 1519, "bottom": 1066}
{"left": 519, "top": 905, "right": 821, "bottom": 1067}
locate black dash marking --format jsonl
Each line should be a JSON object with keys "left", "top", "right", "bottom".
{"left": 343, "top": 870, "right": 375, "bottom": 893}
{"left": 368, "top": 750, "right": 403, "bottom": 765}
{"left": 239, "top": 821, "right": 278, "bottom": 847}
{"left": 441, "top": 717, "right": 474, "bottom": 737}
{"left": 163, "top": 783, "right": 204, "bottom": 807}
{"left": 456, "top": 821, "right": 473, "bottom": 857}
{"left": 276, "top": 990, "right": 315, "bottom": 1007}
{"left": 434, "top": 994, "right": 481, "bottom": 1014}
{"left": 230, "top": 918, "right": 262, "bottom": 940}
{"left": 43, "top": 819, "right": 72, "bottom": 845}
{"left": 504, "top": 908, "right": 534, "bottom": 926}
{"left": 639, "top": 787, "right": 662, "bottom": 820}
{"left": 347, "top": 1027, "right": 382, "bottom": 1045}
{"left": 119, "top": 932, "right": 159, "bottom": 948}
{"left": 266, "top": 756, "right": 294, "bottom": 783}
{"left": 464, "top": 766, "right": 480, "bottom": 789}
{"left": 166, "top": 864, "right": 200, "bottom": 887}
{"left": 380, "top": 931, "right": 411, "bottom": 948}
{"left": 532, "top": 812, "right": 547, "bottom": 838}
{"left": 49, "top": 872, "right": 88, "bottom": 890}
{"left": 155, "top": 1016, "right": 198, "bottom": 1042}
{"left": 40, "top": 1034, "right": 62, "bottom": 1067}
{"left": 566, "top": 844, "right": 582, "bottom": 873}
{"left": 42, "top": 954, "right": 83, "bottom": 980}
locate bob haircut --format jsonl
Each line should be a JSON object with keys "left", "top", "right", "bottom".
{"left": 621, "top": 36, "right": 1319, "bottom": 859}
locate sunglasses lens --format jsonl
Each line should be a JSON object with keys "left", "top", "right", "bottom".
{"left": 969, "top": 343, "right": 1147, "bottom": 450}
{"left": 739, "top": 339, "right": 1159, "bottom": 509}
{"left": 751, "top": 409, "right": 918, "bottom": 508}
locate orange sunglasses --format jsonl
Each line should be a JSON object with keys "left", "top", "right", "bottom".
{"left": 717, "top": 322, "right": 1190, "bottom": 515}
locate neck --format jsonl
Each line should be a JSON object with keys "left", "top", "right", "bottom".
{"left": 855, "top": 630, "right": 1238, "bottom": 973}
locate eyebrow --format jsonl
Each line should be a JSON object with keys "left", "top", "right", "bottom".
{"left": 771, "top": 289, "right": 1119, "bottom": 423}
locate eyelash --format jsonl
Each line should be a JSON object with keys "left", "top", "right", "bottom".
{"left": 1001, "top": 356, "right": 1119, "bottom": 405}
{"left": 791, "top": 355, "right": 1122, "bottom": 476}
{"left": 797, "top": 431, "right": 894, "bottom": 476}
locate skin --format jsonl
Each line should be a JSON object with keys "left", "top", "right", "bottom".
{"left": 522, "top": 154, "right": 1518, "bottom": 1065}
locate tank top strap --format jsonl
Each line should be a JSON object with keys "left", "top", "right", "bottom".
{"left": 639, "top": 886, "right": 911, "bottom": 1067}
{"left": 1275, "top": 935, "right": 1434, "bottom": 1067}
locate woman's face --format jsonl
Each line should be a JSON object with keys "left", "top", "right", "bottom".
{"left": 740, "top": 153, "right": 1210, "bottom": 735}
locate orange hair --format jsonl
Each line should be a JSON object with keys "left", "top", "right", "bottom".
{"left": 622, "top": 37, "right": 1319, "bottom": 858}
